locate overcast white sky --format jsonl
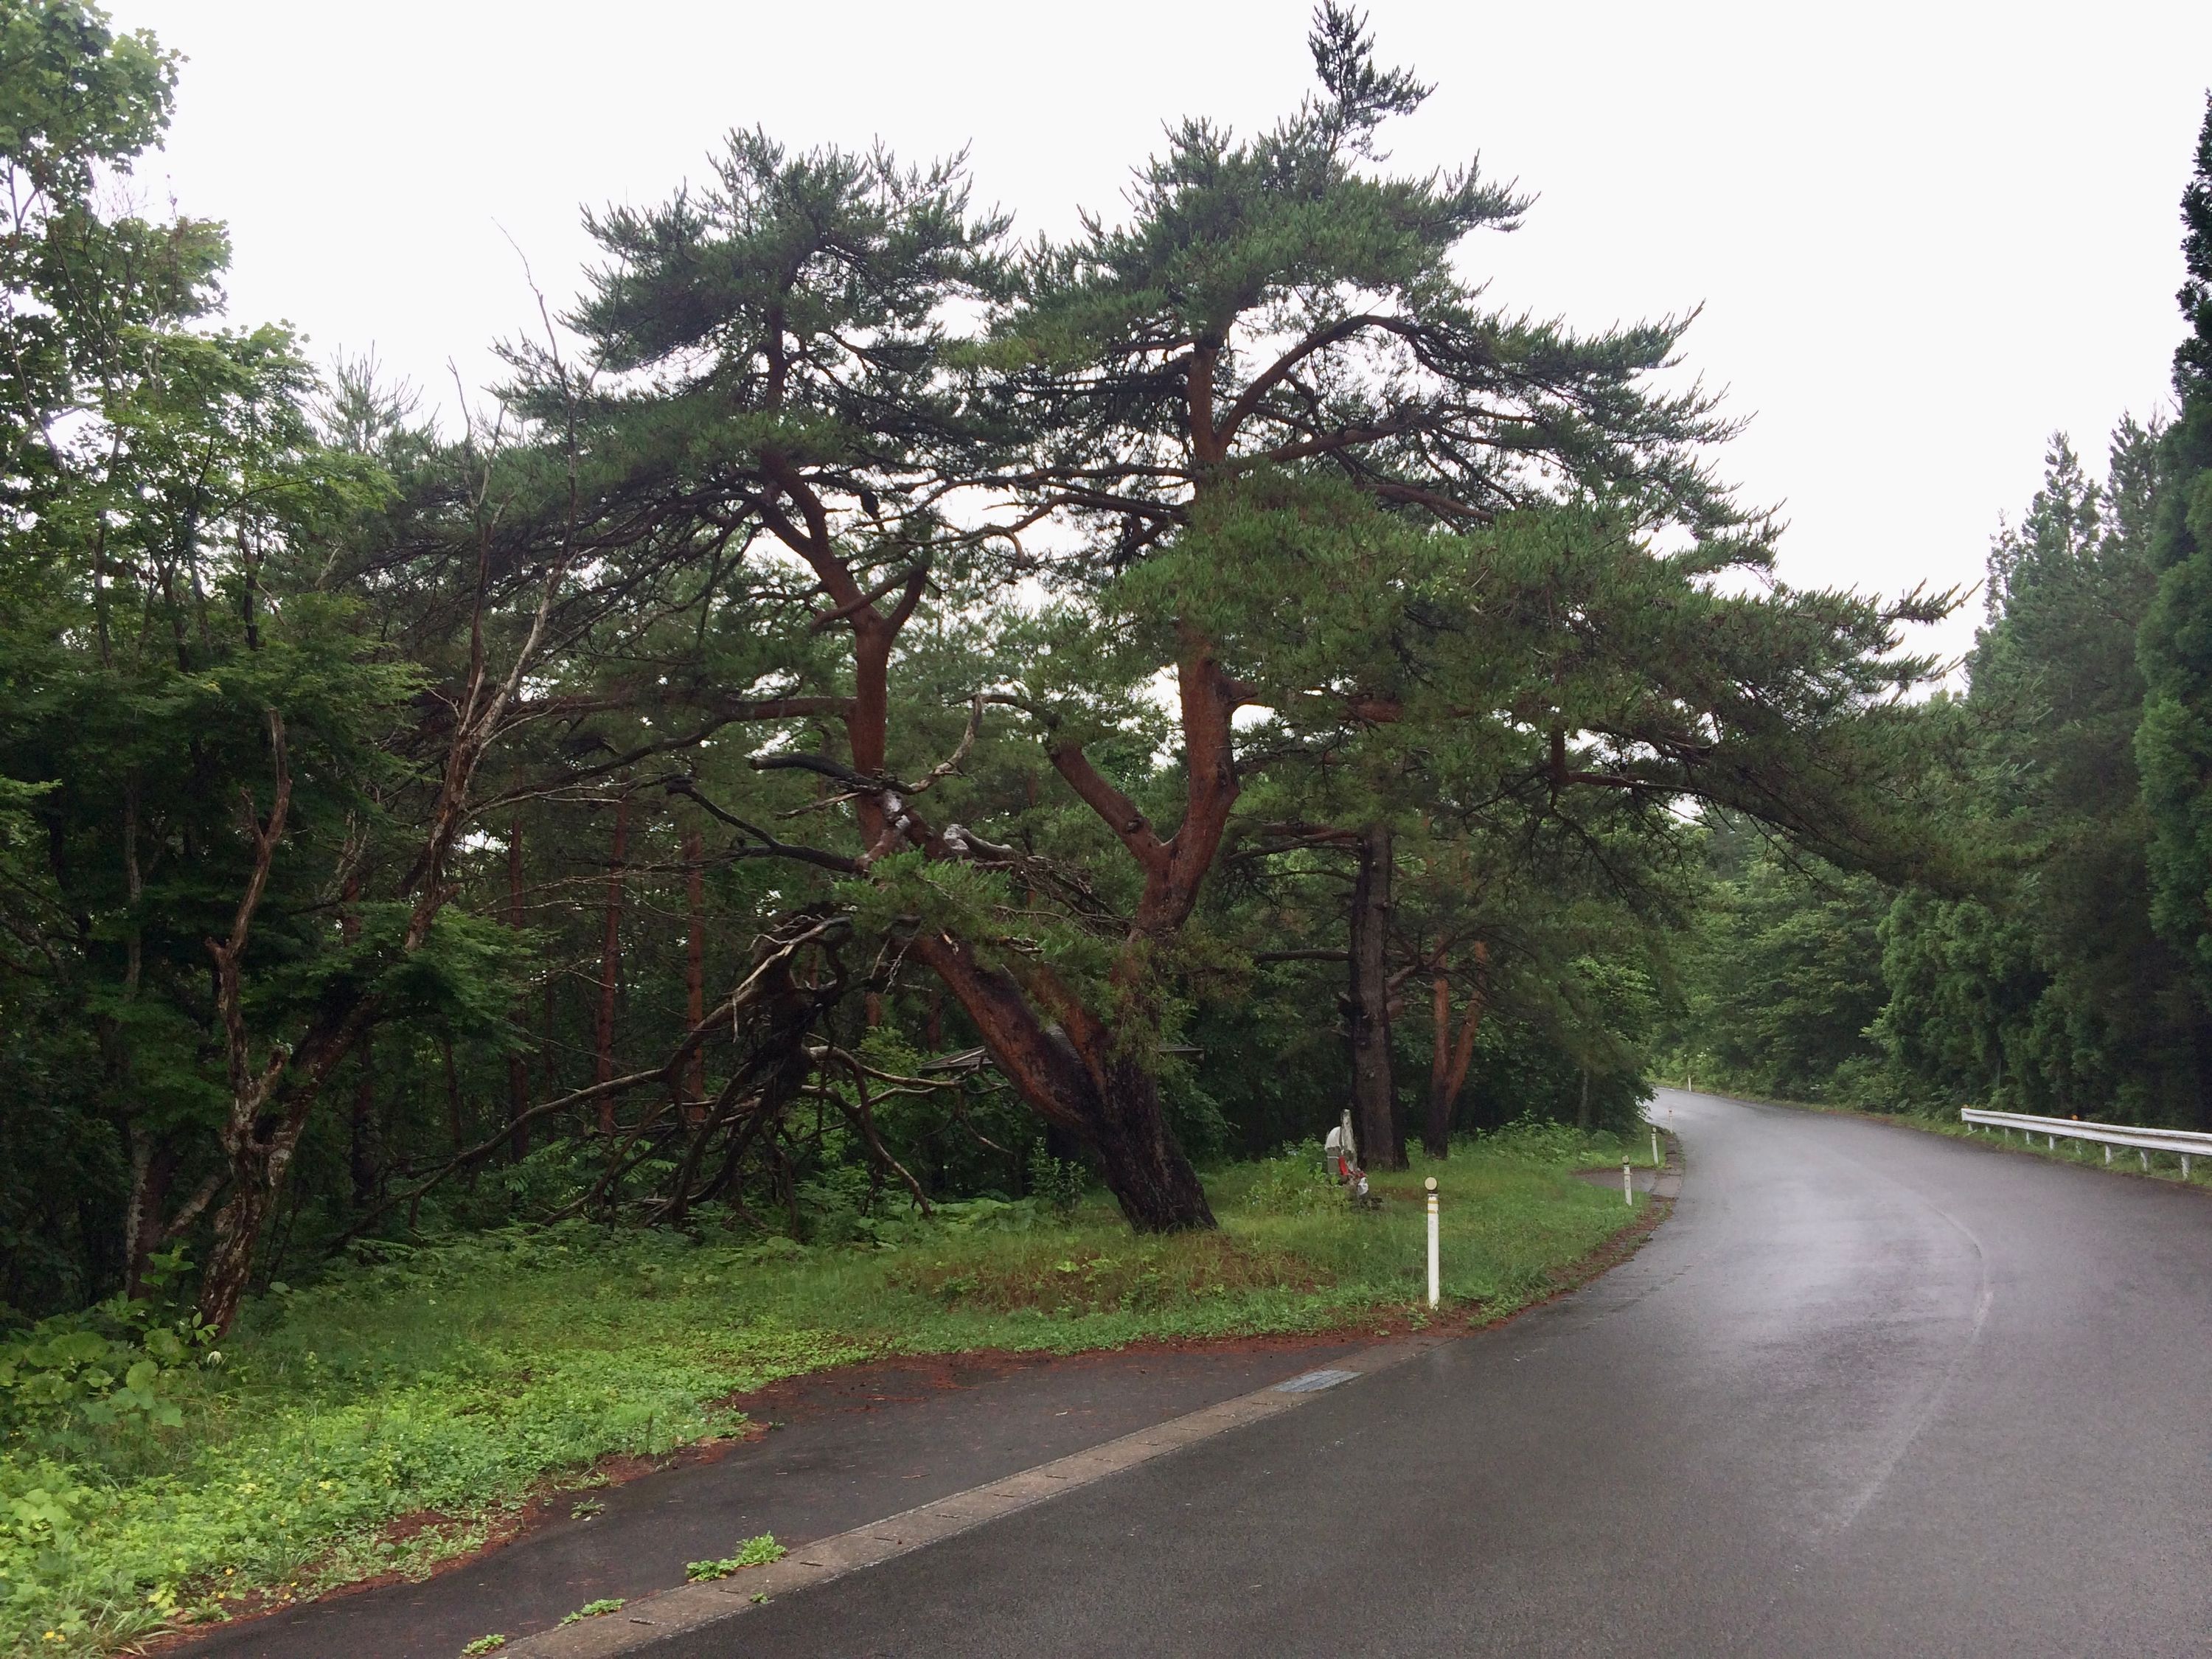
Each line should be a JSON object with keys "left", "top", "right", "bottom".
{"left": 127, "top": 1, "right": 2212, "bottom": 664}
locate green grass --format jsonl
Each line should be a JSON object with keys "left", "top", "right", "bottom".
{"left": 1, "top": 1129, "right": 1647, "bottom": 1655}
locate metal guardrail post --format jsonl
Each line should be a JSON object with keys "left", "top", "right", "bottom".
{"left": 1959, "top": 1107, "right": 2212, "bottom": 1178}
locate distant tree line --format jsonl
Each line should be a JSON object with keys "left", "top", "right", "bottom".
{"left": 1676, "top": 97, "right": 2212, "bottom": 1125}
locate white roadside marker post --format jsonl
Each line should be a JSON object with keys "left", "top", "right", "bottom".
{"left": 1424, "top": 1178, "right": 1440, "bottom": 1309}
{"left": 2104, "top": 1145, "right": 2112, "bottom": 1164}
{"left": 2141, "top": 1150, "right": 2150, "bottom": 1170}
{"left": 1623, "top": 1161, "right": 1633, "bottom": 1207}
{"left": 1651, "top": 1127, "right": 1661, "bottom": 1169}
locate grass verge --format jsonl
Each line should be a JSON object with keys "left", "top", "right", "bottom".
{"left": 3, "top": 1126, "right": 1663, "bottom": 1655}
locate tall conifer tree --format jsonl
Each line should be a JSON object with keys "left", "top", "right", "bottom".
{"left": 2135, "top": 95, "right": 2212, "bottom": 1095}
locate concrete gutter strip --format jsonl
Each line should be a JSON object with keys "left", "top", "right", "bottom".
{"left": 507, "top": 1145, "right": 1683, "bottom": 1658}
{"left": 504, "top": 1332, "right": 1453, "bottom": 1658}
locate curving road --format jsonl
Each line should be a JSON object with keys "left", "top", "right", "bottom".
{"left": 650, "top": 1089, "right": 2212, "bottom": 1658}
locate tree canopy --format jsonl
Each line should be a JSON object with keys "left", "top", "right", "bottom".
{"left": 0, "top": 2, "right": 1964, "bottom": 1328}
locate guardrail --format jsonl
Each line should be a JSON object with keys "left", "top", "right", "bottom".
{"left": 1961, "top": 1107, "right": 2212, "bottom": 1175}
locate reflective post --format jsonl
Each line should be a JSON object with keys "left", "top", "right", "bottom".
{"left": 1424, "top": 1177, "right": 1439, "bottom": 1309}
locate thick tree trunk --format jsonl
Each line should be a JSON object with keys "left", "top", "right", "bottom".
{"left": 122, "top": 1141, "right": 174, "bottom": 1300}
{"left": 194, "top": 714, "right": 315, "bottom": 1338}
{"left": 807, "top": 506, "right": 1221, "bottom": 1231}
{"left": 200, "top": 1036, "right": 363, "bottom": 1337}
{"left": 198, "top": 1179, "right": 271, "bottom": 1338}
{"left": 662, "top": 942, "right": 819, "bottom": 1225}
{"left": 910, "top": 931, "right": 1216, "bottom": 1231}
{"left": 1424, "top": 942, "right": 1486, "bottom": 1158}
{"left": 594, "top": 789, "right": 630, "bottom": 1132}
{"left": 507, "top": 817, "right": 531, "bottom": 1158}
{"left": 1349, "top": 822, "right": 1403, "bottom": 1169}
{"left": 1091, "top": 1055, "right": 1217, "bottom": 1229}
{"left": 684, "top": 823, "right": 706, "bottom": 1123}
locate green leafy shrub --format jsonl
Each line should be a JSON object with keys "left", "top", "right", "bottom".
{"left": 0, "top": 1264, "right": 219, "bottom": 1439}
{"left": 1240, "top": 1145, "right": 1344, "bottom": 1215}
{"left": 1026, "top": 1143, "right": 1088, "bottom": 1218}
{"left": 1476, "top": 1114, "right": 1624, "bottom": 1166}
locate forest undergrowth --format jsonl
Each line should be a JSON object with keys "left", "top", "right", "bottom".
{"left": 2, "top": 1123, "right": 1644, "bottom": 1657}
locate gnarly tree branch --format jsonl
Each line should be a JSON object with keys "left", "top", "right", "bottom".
{"left": 663, "top": 776, "right": 860, "bottom": 873}
{"left": 1047, "top": 740, "right": 1169, "bottom": 876}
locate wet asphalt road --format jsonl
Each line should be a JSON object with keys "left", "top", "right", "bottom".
{"left": 180, "top": 1344, "right": 1364, "bottom": 1659}
{"left": 656, "top": 1090, "right": 2212, "bottom": 1658}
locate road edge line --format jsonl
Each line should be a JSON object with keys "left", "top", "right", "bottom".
{"left": 497, "top": 1150, "right": 1686, "bottom": 1658}
{"left": 501, "top": 1329, "right": 1454, "bottom": 1658}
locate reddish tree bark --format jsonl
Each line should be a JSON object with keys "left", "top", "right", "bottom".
{"left": 1425, "top": 940, "right": 1486, "bottom": 1158}
{"left": 773, "top": 469, "right": 1224, "bottom": 1227}
{"left": 731, "top": 340, "right": 1245, "bottom": 1228}
{"left": 884, "top": 636, "right": 1239, "bottom": 1229}
{"left": 908, "top": 931, "right": 1217, "bottom": 1228}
